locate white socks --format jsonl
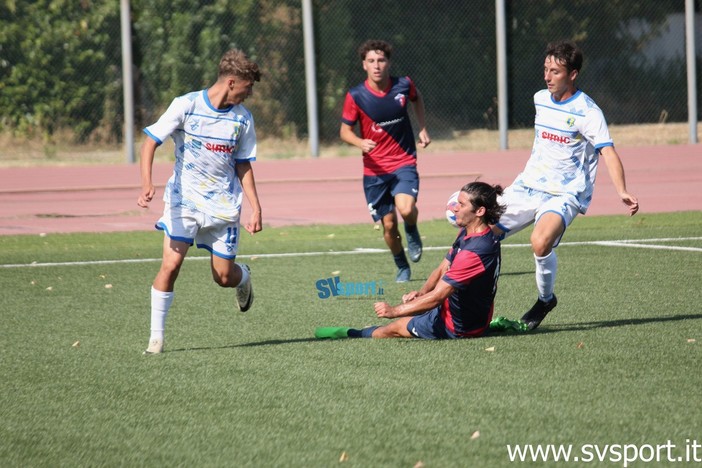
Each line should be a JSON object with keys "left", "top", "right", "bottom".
{"left": 149, "top": 287, "right": 174, "bottom": 341}
{"left": 237, "top": 263, "right": 250, "bottom": 287}
{"left": 534, "top": 251, "right": 557, "bottom": 302}
{"left": 148, "top": 265, "right": 247, "bottom": 343}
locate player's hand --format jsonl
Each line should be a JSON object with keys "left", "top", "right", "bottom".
{"left": 374, "top": 301, "right": 396, "bottom": 318}
{"left": 137, "top": 184, "right": 155, "bottom": 208}
{"left": 417, "top": 129, "right": 431, "bottom": 148}
{"left": 360, "top": 139, "right": 377, "bottom": 153}
{"left": 620, "top": 192, "right": 639, "bottom": 216}
{"left": 402, "top": 291, "right": 420, "bottom": 303}
{"left": 244, "top": 210, "right": 263, "bottom": 234}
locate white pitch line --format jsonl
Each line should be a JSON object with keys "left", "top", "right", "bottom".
{"left": 591, "top": 241, "right": 702, "bottom": 252}
{"left": 610, "top": 236, "right": 702, "bottom": 243}
{"left": 1, "top": 237, "right": 701, "bottom": 269}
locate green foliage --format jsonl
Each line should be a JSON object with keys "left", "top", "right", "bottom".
{"left": 0, "top": 0, "right": 121, "bottom": 142}
{"left": 0, "top": 1, "right": 691, "bottom": 142}
{"left": 507, "top": 0, "right": 685, "bottom": 126}
{"left": 132, "top": 0, "right": 308, "bottom": 139}
{"left": 338, "top": 0, "right": 499, "bottom": 134}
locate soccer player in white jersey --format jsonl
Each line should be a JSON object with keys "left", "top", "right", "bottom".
{"left": 137, "top": 49, "right": 263, "bottom": 354}
{"left": 493, "top": 41, "right": 639, "bottom": 331}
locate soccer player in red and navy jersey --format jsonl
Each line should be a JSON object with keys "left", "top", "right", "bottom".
{"left": 315, "top": 182, "right": 504, "bottom": 340}
{"left": 340, "top": 39, "right": 431, "bottom": 283}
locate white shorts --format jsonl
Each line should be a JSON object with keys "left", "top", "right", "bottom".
{"left": 156, "top": 205, "right": 240, "bottom": 260}
{"left": 495, "top": 185, "right": 581, "bottom": 247}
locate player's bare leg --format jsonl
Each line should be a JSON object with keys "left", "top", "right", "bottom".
{"left": 211, "top": 256, "right": 253, "bottom": 312}
{"left": 371, "top": 317, "right": 414, "bottom": 338}
{"left": 382, "top": 211, "right": 410, "bottom": 282}
{"left": 145, "top": 237, "right": 190, "bottom": 354}
{"left": 396, "top": 193, "right": 422, "bottom": 262}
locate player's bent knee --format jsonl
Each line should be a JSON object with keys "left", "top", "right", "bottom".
{"left": 211, "top": 271, "right": 237, "bottom": 288}
{"left": 530, "top": 236, "right": 554, "bottom": 256}
{"left": 373, "top": 320, "right": 412, "bottom": 338}
{"left": 159, "top": 262, "right": 182, "bottom": 279}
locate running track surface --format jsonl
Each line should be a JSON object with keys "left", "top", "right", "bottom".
{"left": 0, "top": 145, "right": 699, "bottom": 236}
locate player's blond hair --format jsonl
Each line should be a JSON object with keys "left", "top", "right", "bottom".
{"left": 218, "top": 49, "right": 261, "bottom": 82}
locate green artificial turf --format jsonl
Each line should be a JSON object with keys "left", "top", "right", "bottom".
{"left": 1, "top": 212, "right": 700, "bottom": 467}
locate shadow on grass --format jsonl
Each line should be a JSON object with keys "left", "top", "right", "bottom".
{"left": 534, "top": 313, "right": 702, "bottom": 334}
{"left": 168, "top": 337, "right": 319, "bottom": 353}
{"left": 165, "top": 313, "right": 702, "bottom": 353}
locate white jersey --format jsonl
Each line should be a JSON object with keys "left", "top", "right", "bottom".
{"left": 512, "top": 89, "right": 613, "bottom": 213}
{"left": 144, "top": 89, "right": 256, "bottom": 221}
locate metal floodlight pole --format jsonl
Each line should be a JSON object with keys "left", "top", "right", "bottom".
{"left": 496, "top": 0, "right": 508, "bottom": 150}
{"left": 685, "top": 0, "right": 698, "bottom": 144}
{"left": 302, "top": 0, "right": 320, "bottom": 158}
{"left": 120, "top": 0, "right": 136, "bottom": 163}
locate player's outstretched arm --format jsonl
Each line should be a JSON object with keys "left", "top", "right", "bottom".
{"left": 375, "top": 279, "right": 454, "bottom": 319}
{"left": 236, "top": 161, "right": 263, "bottom": 234}
{"left": 420, "top": 258, "right": 450, "bottom": 295}
{"left": 600, "top": 146, "right": 639, "bottom": 216}
{"left": 402, "top": 259, "right": 450, "bottom": 304}
{"left": 137, "top": 137, "right": 158, "bottom": 208}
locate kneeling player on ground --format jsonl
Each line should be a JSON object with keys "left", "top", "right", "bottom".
{"left": 315, "top": 182, "right": 504, "bottom": 340}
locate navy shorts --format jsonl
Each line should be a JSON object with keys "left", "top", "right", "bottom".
{"left": 406, "top": 307, "right": 457, "bottom": 340}
{"left": 363, "top": 165, "right": 419, "bottom": 222}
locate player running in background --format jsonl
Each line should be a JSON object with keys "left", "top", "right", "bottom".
{"left": 315, "top": 182, "right": 503, "bottom": 340}
{"left": 340, "top": 39, "right": 431, "bottom": 283}
{"left": 137, "top": 48, "right": 263, "bottom": 354}
{"left": 493, "top": 41, "right": 639, "bottom": 330}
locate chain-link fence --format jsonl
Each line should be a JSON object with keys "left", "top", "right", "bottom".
{"left": 1, "top": 0, "right": 699, "bottom": 153}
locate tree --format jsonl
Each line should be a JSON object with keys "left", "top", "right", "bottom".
{"left": 0, "top": 0, "right": 121, "bottom": 142}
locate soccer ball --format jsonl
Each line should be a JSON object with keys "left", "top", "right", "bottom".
{"left": 445, "top": 191, "right": 460, "bottom": 228}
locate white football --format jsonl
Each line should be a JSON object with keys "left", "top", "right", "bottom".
{"left": 445, "top": 191, "right": 460, "bottom": 227}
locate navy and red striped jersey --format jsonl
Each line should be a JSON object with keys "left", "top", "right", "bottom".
{"left": 441, "top": 227, "right": 501, "bottom": 337}
{"left": 341, "top": 76, "right": 418, "bottom": 176}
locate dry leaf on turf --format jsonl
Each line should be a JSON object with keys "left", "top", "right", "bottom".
{"left": 414, "top": 461, "right": 425, "bottom": 468}
{"left": 72, "top": 341, "right": 80, "bottom": 347}
{"left": 577, "top": 342, "right": 585, "bottom": 349}
{"left": 339, "top": 451, "right": 349, "bottom": 462}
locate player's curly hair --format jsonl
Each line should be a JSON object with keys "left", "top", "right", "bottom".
{"left": 545, "top": 41, "right": 583, "bottom": 73}
{"left": 218, "top": 49, "right": 261, "bottom": 82}
{"left": 460, "top": 181, "right": 505, "bottom": 225}
{"left": 358, "top": 39, "right": 393, "bottom": 60}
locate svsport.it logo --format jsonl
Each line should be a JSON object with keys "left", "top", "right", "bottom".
{"left": 316, "top": 275, "right": 385, "bottom": 299}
